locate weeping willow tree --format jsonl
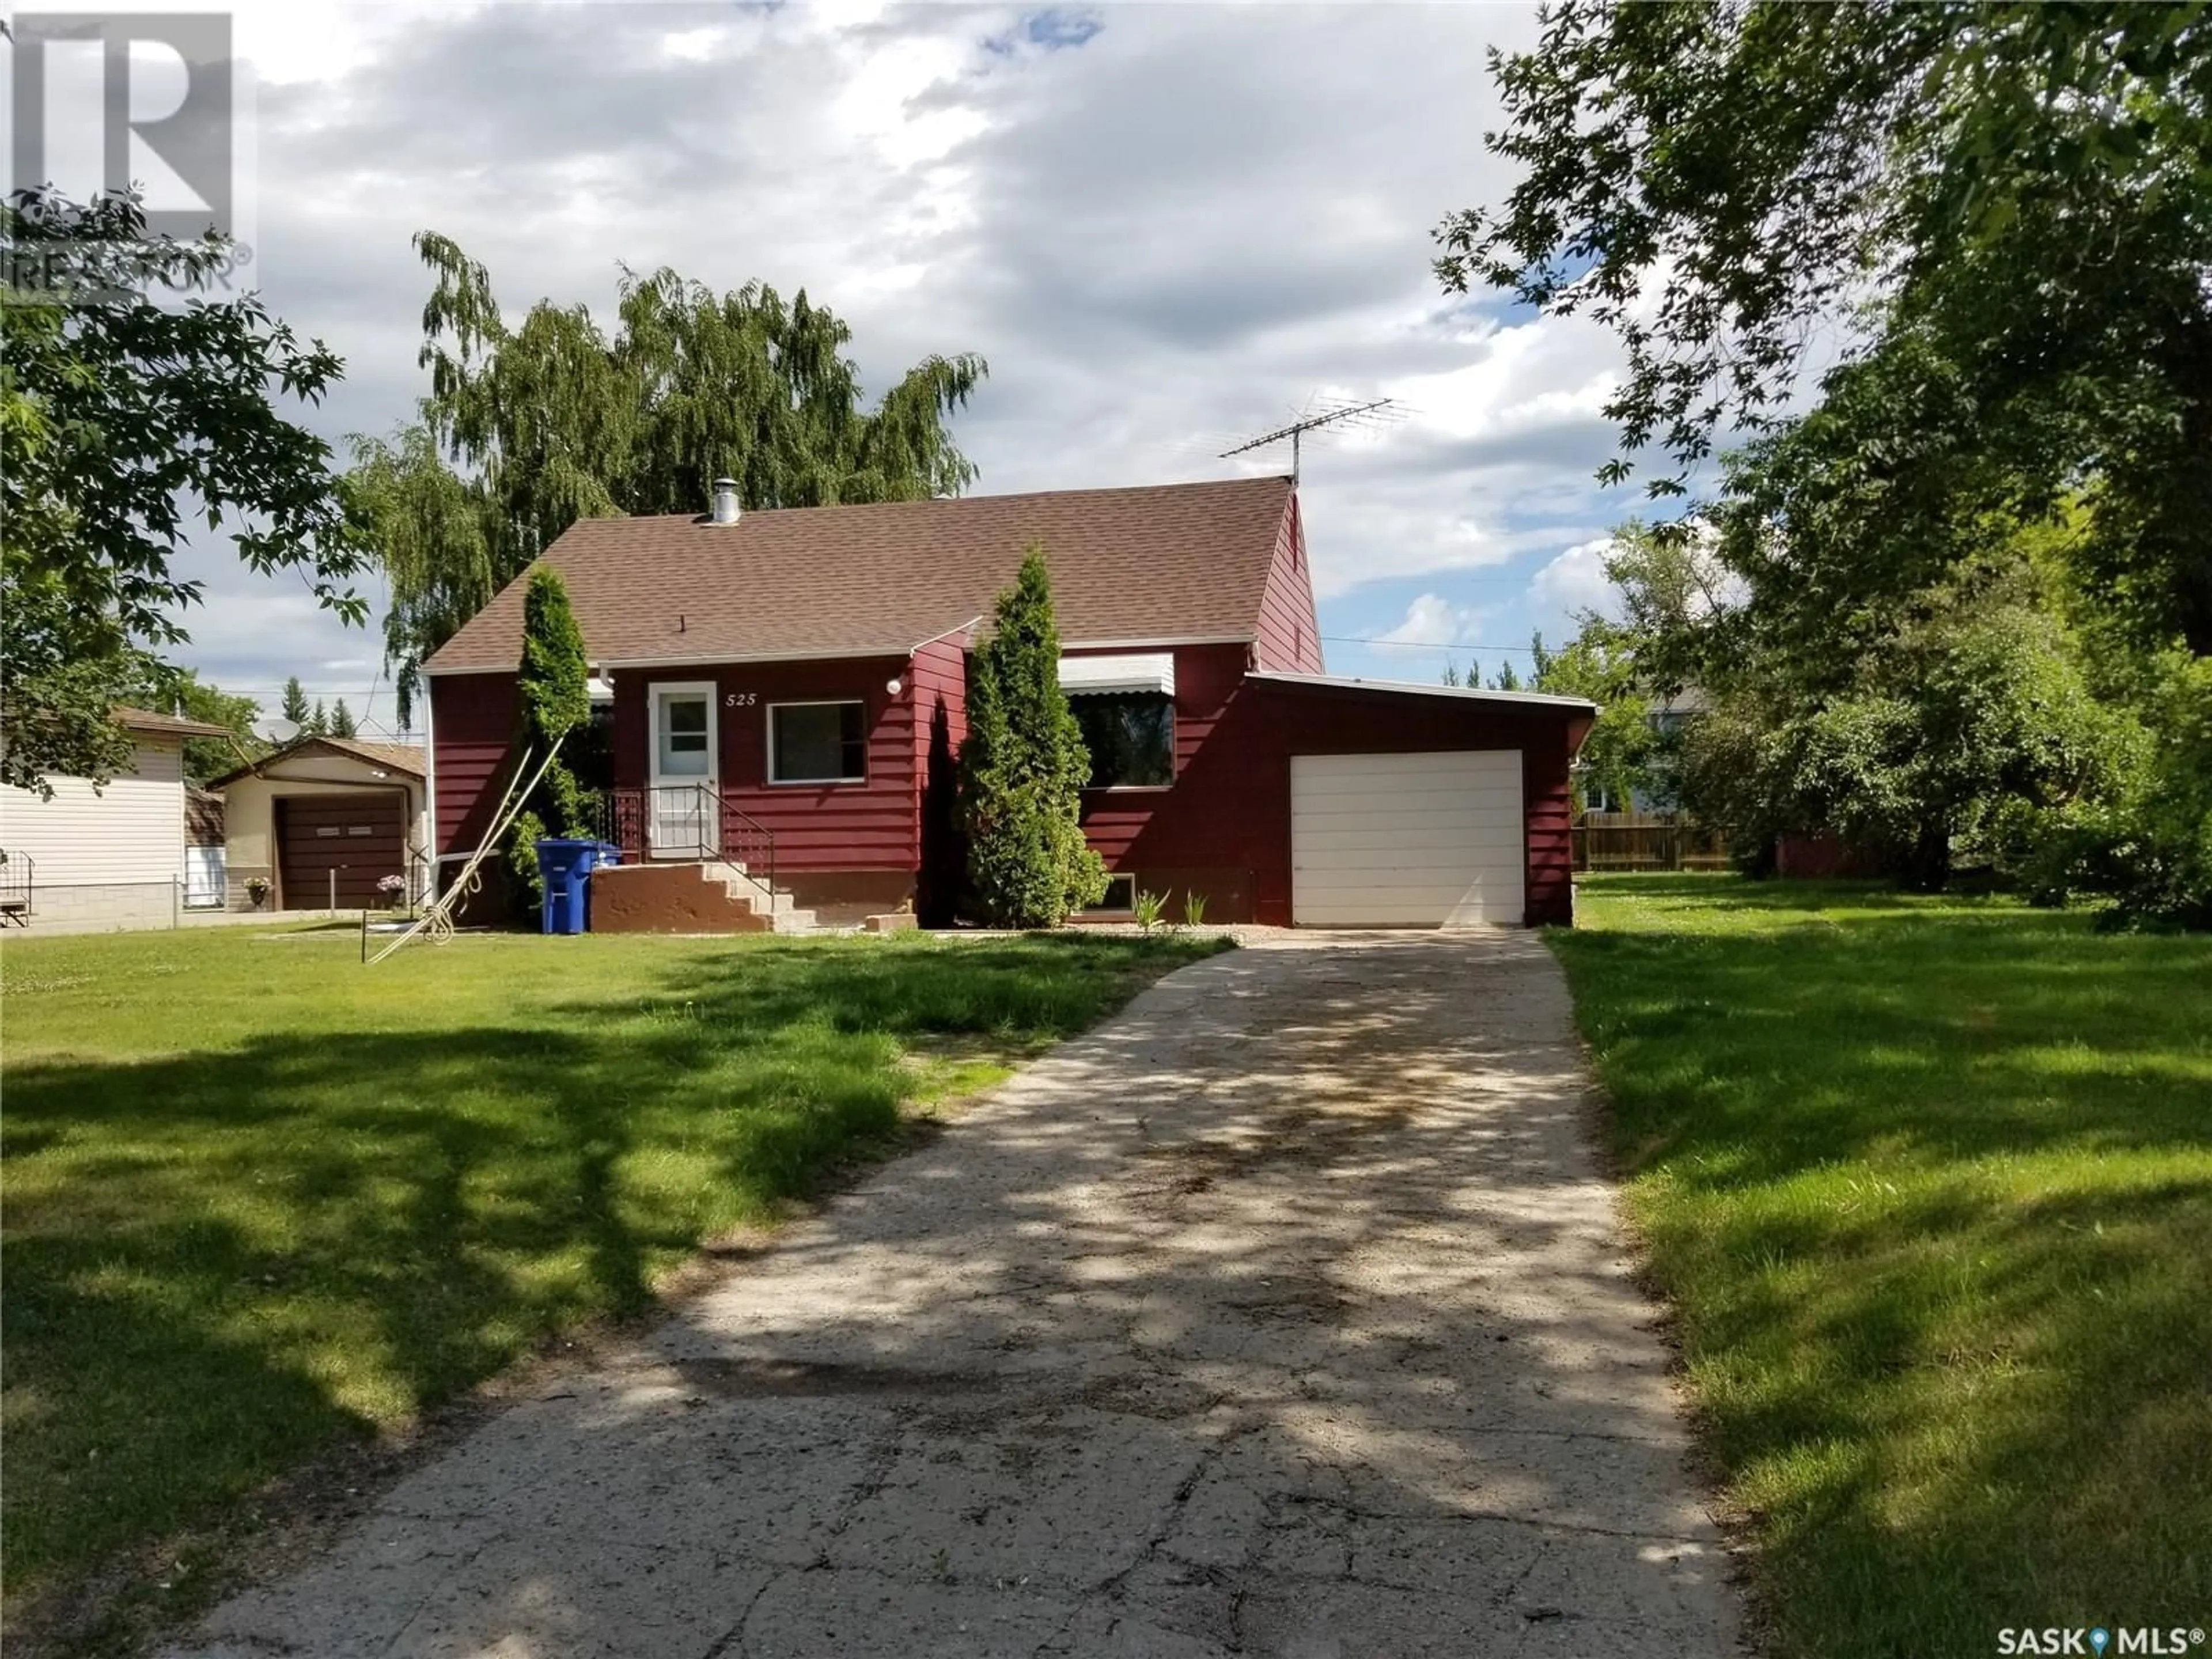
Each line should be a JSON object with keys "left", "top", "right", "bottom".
{"left": 356, "top": 234, "right": 988, "bottom": 725}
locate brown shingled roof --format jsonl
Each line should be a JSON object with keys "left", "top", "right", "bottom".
{"left": 422, "top": 476, "right": 1296, "bottom": 674}
{"left": 113, "top": 705, "right": 236, "bottom": 739}
{"left": 312, "top": 737, "right": 427, "bottom": 776}
{"left": 203, "top": 735, "right": 427, "bottom": 790}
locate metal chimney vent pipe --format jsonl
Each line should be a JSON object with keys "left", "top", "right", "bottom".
{"left": 709, "top": 478, "right": 741, "bottom": 525}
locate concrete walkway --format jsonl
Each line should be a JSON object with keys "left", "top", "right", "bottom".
{"left": 167, "top": 932, "right": 1743, "bottom": 1658}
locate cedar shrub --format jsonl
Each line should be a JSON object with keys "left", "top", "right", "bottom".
{"left": 505, "top": 565, "right": 594, "bottom": 914}
{"left": 960, "top": 546, "right": 1109, "bottom": 926}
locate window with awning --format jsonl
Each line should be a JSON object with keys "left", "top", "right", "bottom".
{"left": 1059, "top": 655, "right": 1175, "bottom": 789}
{"left": 1056, "top": 653, "right": 1175, "bottom": 698}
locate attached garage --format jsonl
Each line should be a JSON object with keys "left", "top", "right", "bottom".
{"left": 1081, "top": 665, "right": 1596, "bottom": 930}
{"left": 1291, "top": 751, "right": 1526, "bottom": 926}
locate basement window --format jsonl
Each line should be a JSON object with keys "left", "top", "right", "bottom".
{"left": 1083, "top": 876, "right": 1136, "bottom": 914}
{"left": 769, "top": 700, "right": 866, "bottom": 785}
{"left": 1071, "top": 692, "right": 1174, "bottom": 789}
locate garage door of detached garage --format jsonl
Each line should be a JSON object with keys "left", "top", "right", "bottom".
{"left": 1291, "top": 751, "right": 1525, "bottom": 926}
{"left": 277, "top": 793, "right": 406, "bottom": 908}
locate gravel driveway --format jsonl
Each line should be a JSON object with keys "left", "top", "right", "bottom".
{"left": 169, "top": 931, "right": 1743, "bottom": 1658}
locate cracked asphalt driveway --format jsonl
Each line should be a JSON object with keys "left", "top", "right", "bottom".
{"left": 166, "top": 931, "right": 1744, "bottom": 1658}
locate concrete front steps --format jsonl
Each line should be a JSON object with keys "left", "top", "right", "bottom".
{"left": 589, "top": 859, "right": 819, "bottom": 934}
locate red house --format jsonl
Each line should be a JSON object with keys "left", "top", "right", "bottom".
{"left": 421, "top": 477, "right": 1594, "bottom": 930}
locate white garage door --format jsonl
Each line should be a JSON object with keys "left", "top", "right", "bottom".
{"left": 1291, "top": 751, "right": 1525, "bottom": 926}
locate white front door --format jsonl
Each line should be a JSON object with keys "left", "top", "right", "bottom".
{"left": 647, "top": 682, "right": 719, "bottom": 858}
{"left": 1291, "top": 750, "right": 1526, "bottom": 926}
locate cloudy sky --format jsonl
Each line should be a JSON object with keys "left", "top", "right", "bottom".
{"left": 161, "top": 0, "right": 1634, "bottom": 732}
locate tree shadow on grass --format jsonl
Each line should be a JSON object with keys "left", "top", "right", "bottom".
{"left": 1553, "top": 884, "right": 2212, "bottom": 1652}
{"left": 1, "top": 934, "right": 1217, "bottom": 1612}
{"left": 1553, "top": 900, "right": 2208, "bottom": 1177}
{"left": 144, "top": 932, "right": 1747, "bottom": 1659}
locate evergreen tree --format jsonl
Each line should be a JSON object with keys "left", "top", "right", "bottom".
{"left": 1492, "top": 662, "right": 1522, "bottom": 692}
{"left": 503, "top": 566, "right": 594, "bottom": 913}
{"left": 281, "top": 676, "right": 311, "bottom": 728}
{"left": 308, "top": 699, "right": 328, "bottom": 737}
{"left": 960, "top": 546, "right": 1109, "bottom": 926}
{"left": 328, "top": 698, "right": 358, "bottom": 738}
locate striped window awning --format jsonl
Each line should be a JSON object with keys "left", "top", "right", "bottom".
{"left": 1056, "top": 653, "right": 1176, "bottom": 698}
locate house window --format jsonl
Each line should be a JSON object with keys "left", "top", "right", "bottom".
{"left": 1085, "top": 875, "right": 1136, "bottom": 913}
{"left": 656, "top": 691, "right": 711, "bottom": 778}
{"left": 1071, "top": 692, "right": 1174, "bottom": 789}
{"left": 770, "top": 701, "right": 866, "bottom": 784}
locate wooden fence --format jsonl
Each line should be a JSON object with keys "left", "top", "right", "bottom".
{"left": 1572, "top": 813, "right": 1731, "bottom": 872}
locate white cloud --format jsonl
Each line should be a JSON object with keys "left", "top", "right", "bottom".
{"left": 161, "top": 1, "right": 1634, "bottom": 718}
{"left": 1371, "top": 592, "right": 1493, "bottom": 653}
{"left": 1528, "top": 536, "right": 1623, "bottom": 623}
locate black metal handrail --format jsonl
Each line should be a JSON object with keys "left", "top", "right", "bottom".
{"left": 0, "top": 849, "right": 32, "bottom": 927}
{"left": 601, "top": 785, "right": 777, "bottom": 892}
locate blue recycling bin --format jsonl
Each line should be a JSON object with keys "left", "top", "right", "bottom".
{"left": 535, "top": 839, "right": 620, "bottom": 935}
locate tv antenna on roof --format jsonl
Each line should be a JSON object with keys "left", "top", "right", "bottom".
{"left": 1219, "top": 396, "right": 1400, "bottom": 485}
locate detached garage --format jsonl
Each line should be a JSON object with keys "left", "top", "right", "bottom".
{"left": 275, "top": 793, "right": 409, "bottom": 908}
{"left": 208, "top": 737, "right": 429, "bottom": 911}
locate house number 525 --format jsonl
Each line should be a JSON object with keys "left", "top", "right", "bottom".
{"left": 724, "top": 692, "right": 757, "bottom": 707}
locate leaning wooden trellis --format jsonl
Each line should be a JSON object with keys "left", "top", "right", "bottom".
{"left": 365, "top": 738, "right": 565, "bottom": 966}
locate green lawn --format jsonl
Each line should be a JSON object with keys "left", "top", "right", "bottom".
{"left": 0, "top": 923, "right": 1223, "bottom": 1623}
{"left": 1552, "top": 876, "right": 2212, "bottom": 1659}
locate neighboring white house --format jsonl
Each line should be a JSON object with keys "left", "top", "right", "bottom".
{"left": 0, "top": 707, "right": 236, "bottom": 932}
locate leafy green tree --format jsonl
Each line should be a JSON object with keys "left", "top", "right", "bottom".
{"left": 0, "top": 190, "right": 368, "bottom": 793}
{"left": 328, "top": 699, "right": 358, "bottom": 738}
{"left": 1530, "top": 522, "right": 1732, "bottom": 812}
{"left": 281, "top": 676, "right": 312, "bottom": 729}
{"left": 357, "top": 236, "right": 988, "bottom": 723}
{"left": 960, "top": 547, "right": 1109, "bottom": 926}
{"left": 1490, "top": 662, "right": 1521, "bottom": 692}
{"left": 1533, "top": 628, "right": 1654, "bottom": 813}
{"left": 1438, "top": 2, "right": 2212, "bottom": 652}
{"left": 346, "top": 424, "right": 491, "bottom": 729}
{"left": 1680, "top": 560, "right": 2122, "bottom": 888}
{"left": 503, "top": 567, "right": 594, "bottom": 914}
{"left": 2018, "top": 654, "right": 2212, "bottom": 930}
{"left": 141, "top": 669, "right": 262, "bottom": 784}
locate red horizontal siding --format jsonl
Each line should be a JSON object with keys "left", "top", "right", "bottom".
{"left": 1522, "top": 739, "right": 1577, "bottom": 927}
{"left": 908, "top": 635, "right": 968, "bottom": 764}
{"left": 1084, "top": 672, "right": 1589, "bottom": 927}
{"left": 449, "top": 638, "right": 1587, "bottom": 926}
{"left": 430, "top": 672, "right": 517, "bottom": 859}
{"left": 910, "top": 635, "right": 968, "bottom": 925}
{"left": 1071, "top": 642, "right": 1249, "bottom": 869}
{"left": 1252, "top": 495, "right": 1325, "bottom": 673}
{"left": 612, "top": 656, "right": 920, "bottom": 873}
